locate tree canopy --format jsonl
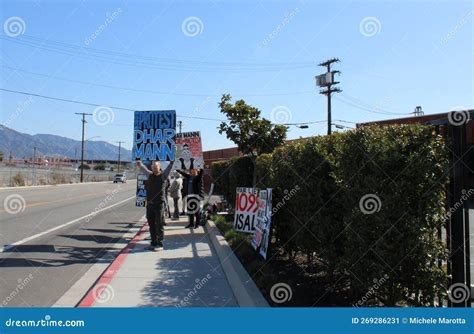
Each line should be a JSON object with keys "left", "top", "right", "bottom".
{"left": 218, "top": 94, "right": 287, "bottom": 156}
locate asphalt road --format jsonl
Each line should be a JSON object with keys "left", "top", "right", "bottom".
{"left": 0, "top": 181, "right": 144, "bottom": 306}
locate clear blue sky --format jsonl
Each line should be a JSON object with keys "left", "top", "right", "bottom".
{"left": 1, "top": 0, "right": 472, "bottom": 152}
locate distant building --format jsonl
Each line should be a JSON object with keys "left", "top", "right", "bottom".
{"left": 203, "top": 147, "right": 241, "bottom": 168}
{"left": 356, "top": 112, "right": 474, "bottom": 144}
{"left": 203, "top": 137, "right": 312, "bottom": 168}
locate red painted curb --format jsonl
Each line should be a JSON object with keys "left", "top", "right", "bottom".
{"left": 77, "top": 223, "right": 148, "bottom": 307}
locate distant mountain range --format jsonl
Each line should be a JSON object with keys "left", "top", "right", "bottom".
{"left": 0, "top": 125, "right": 131, "bottom": 161}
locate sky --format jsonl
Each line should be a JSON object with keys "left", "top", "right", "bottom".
{"left": 0, "top": 0, "right": 472, "bottom": 154}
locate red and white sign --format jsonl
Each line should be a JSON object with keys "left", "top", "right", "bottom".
{"left": 175, "top": 131, "right": 203, "bottom": 169}
{"left": 234, "top": 187, "right": 259, "bottom": 233}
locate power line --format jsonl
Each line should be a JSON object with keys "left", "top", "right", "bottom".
{"left": 283, "top": 121, "right": 326, "bottom": 125}
{"left": 1, "top": 87, "right": 410, "bottom": 132}
{"left": 334, "top": 95, "right": 410, "bottom": 116}
{"left": 334, "top": 119, "right": 357, "bottom": 124}
{"left": 9, "top": 34, "right": 318, "bottom": 68}
{"left": 0, "top": 88, "right": 225, "bottom": 122}
{"left": 339, "top": 92, "right": 407, "bottom": 115}
{"left": 1, "top": 65, "right": 315, "bottom": 97}
{"left": 1, "top": 35, "right": 318, "bottom": 73}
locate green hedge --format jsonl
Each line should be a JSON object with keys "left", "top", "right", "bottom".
{"left": 211, "top": 125, "right": 448, "bottom": 306}
{"left": 332, "top": 126, "right": 448, "bottom": 306}
{"left": 211, "top": 156, "right": 253, "bottom": 207}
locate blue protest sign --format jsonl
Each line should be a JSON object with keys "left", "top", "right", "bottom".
{"left": 132, "top": 110, "right": 176, "bottom": 161}
{"left": 132, "top": 110, "right": 176, "bottom": 207}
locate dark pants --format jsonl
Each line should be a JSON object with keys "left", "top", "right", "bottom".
{"left": 188, "top": 211, "right": 200, "bottom": 226}
{"left": 186, "top": 195, "right": 201, "bottom": 227}
{"left": 146, "top": 203, "right": 164, "bottom": 246}
{"left": 173, "top": 197, "right": 180, "bottom": 219}
{"left": 181, "top": 190, "right": 186, "bottom": 214}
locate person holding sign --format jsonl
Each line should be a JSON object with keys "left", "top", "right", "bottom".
{"left": 136, "top": 159, "right": 175, "bottom": 251}
{"left": 169, "top": 172, "right": 183, "bottom": 220}
{"left": 177, "top": 158, "right": 204, "bottom": 229}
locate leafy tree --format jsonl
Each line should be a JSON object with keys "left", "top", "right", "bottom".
{"left": 0, "top": 151, "right": 3, "bottom": 162}
{"left": 94, "top": 163, "right": 106, "bottom": 171}
{"left": 218, "top": 94, "right": 287, "bottom": 185}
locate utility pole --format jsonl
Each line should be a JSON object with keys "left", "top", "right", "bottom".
{"left": 116, "top": 141, "right": 125, "bottom": 173}
{"left": 316, "top": 58, "right": 342, "bottom": 135}
{"left": 75, "top": 112, "right": 92, "bottom": 182}
{"left": 178, "top": 120, "right": 183, "bottom": 134}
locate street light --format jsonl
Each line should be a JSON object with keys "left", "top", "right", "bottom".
{"left": 283, "top": 122, "right": 312, "bottom": 129}
{"left": 331, "top": 123, "right": 353, "bottom": 130}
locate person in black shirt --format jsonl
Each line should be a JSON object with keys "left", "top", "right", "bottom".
{"left": 177, "top": 158, "right": 203, "bottom": 229}
{"left": 137, "top": 159, "right": 174, "bottom": 251}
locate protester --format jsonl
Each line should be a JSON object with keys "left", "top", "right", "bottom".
{"left": 177, "top": 158, "right": 203, "bottom": 229}
{"left": 179, "top": 157, "right": 191, "bottom": 215}
{"left": 164, "top": 177, "right": 172, "bottom": 219}
{"left": 169, "top": 172, "right": 183, "bottom": 220}
{"left": 136, "top": 159, "right": 174, "bottom": 251}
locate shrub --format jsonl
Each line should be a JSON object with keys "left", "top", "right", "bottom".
{"left": 211, "top": 125, "right": 448, "bottom": 306}
{"left": 211, "top": 156, "right": 253, "bottom": 208}
{"left": 333, "top": 125, "right": 448, "bottom": 306}
{"left": 211, "top": 160, "right": 232, "bottom": 199}
{"left": 212, "top": 214, "right": 226, "bottom": 225}
{"left": 51, "top": 173, "right": 67, "bottom": 185}
{"left": 12, "top": 172, "right": 26, "bottom": 186}
{"left": 270, "top": 125, "right": 447, "bottom": 305}
{"left": 212, "top": 215, "right": 233, "bottom": 235}
{"left": 255, "top": 153, "right": 272, "bottom": 189}
{"left": 228, "top": 230, "right": 248, "bottom": 246}
{"left": 94, "top": 163, "right": 106, "bottom": 170}
{"left": 271, "top": 137, "right": 345, "bottom": 276}
{"left": 38, "top": 177, "right": 48, "bottom": 185}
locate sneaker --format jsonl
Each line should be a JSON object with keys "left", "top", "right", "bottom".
{"left": 157, "top": 242, "right": 164, "bottom": 249}
{"left": 148, "top": 245, "right": 157, "bottom": 251}
{"left": 185, "top": 223, "right": 193, "bottom": 228}
{"left": 193, "top": 225, "right": 199, "bottom": 229}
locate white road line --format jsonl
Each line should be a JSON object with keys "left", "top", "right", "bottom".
{"left": 0, "top": 195, "right": 136, "bottom": 253}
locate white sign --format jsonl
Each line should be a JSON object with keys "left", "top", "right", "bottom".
{"left": 234, "top": 187, "right": 259, "bottom": 233}
{"left": 251, "top": 189, "right": 272, "bottom": 259}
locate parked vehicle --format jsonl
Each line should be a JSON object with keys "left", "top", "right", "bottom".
{"left": 113, "top": 173, "right": 127, "bottom": 183}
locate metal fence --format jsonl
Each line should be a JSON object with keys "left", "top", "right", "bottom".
{"left": 0, "top": 165, "right": 136, "bottom": 187}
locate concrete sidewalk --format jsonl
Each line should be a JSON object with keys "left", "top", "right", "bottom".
{"left": 80, "top": 216, "right": 239, "bottom": 307}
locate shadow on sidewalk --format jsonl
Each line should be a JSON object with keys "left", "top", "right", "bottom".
{"left": 132, "top": 221, "right": 237, "bottom": 307}
{"left": 138, "top": 257, "right": 236, "bottom": 307}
